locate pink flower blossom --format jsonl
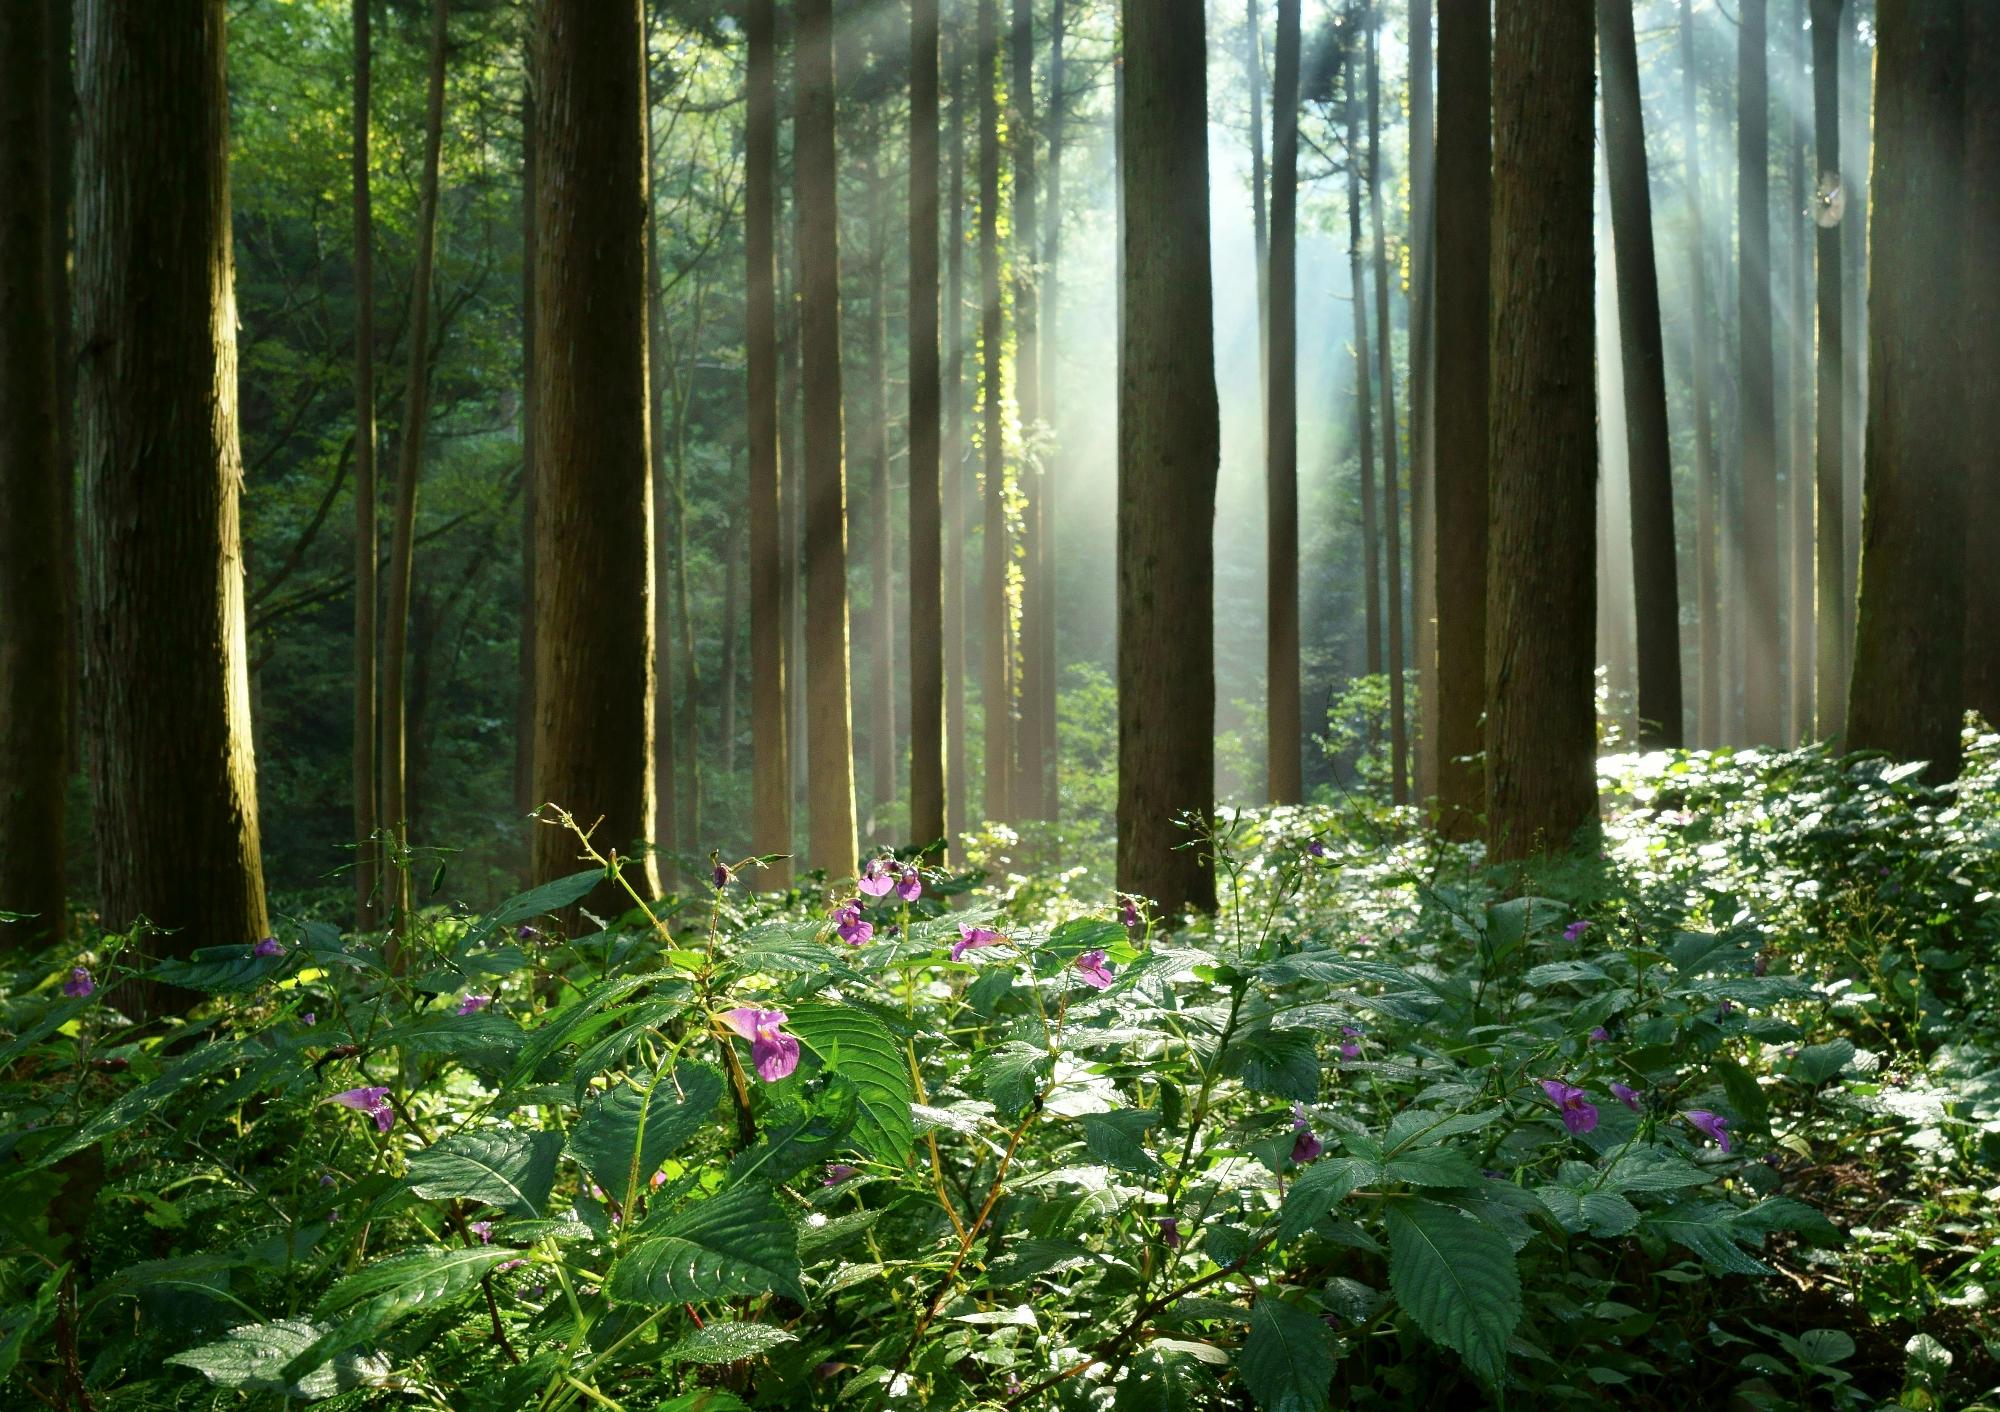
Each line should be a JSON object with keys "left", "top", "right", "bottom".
{"left": 456, "top": 995, "right": 492, "bottom": 1016}
{"left": 330, "top": 1087, "right": 394, "bottom": 1133}
{"left": 1610, "top": 1082, "right": 1642, "bottom": 1111}
{"left": 1684, "top": 1109, "right": 1732, "bottom": 1152}
{"left": 721, "top": 1007, "right": 801, "bottom": 1082}
{"left": 1563, "top": 920, "right": 1589, "bottom": 942}
{"left": 856, "top": 858, "right": 896, "bottom": 898}
{"left": 951, "top": 924, "right": 1001, "bottom": 962}
{"left": 823, "top": 1163, "right": 859, "bottom": 1186}
{"left": 61, "top": 967, "right": 93, "bottom": 999}
{"left": 833, "top": 901, "right": 873, "bottom": 947}
{"left": 1075, "top": 950, "right": 1115, "bottom": 990}
{"left": 895, "top": 865, "right": 923, "bottom": 902}
{"left": 1539, "top": 1079, "right": 1599, "bottom": 1136}
{"left": 253, "top": 936, "right": 284, "bottom": 958}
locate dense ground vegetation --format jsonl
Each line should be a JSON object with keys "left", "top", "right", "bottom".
{"left": 6, "top": 732, "right": 1999, "bottom": 1410}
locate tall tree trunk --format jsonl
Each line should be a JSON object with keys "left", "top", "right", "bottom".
{"left": 380, "top": 0, "right": 448, "bottom": 926}
{"left": 352, "top": 0, "right": 379, "bottom": 925}
{"left": 944, "top": 31, "right": 969, "bottom": 853}
{"left": 1, "top": 0, "right": 66, "bottom": 946}
{"left": 1118, "top": 0, "right": 1218, "bottom": 919}
{"left": 1600, "top": 0, "right": 1684, "bottom": 749}
{"left": 1486, "top": 0, "right": 1596, "bottom": 862}
{"left": 1683, "top": 0, "right": 1721, "bottom": 747}
{"left": 1248, "top": 0, "right": 1269, "bottom": 430}
{"left": 517, "top": 74, "right": 538, "bottom": 826}
{"left": 782, "top": 235, "right": 805, "bottom": 836}
{"left": 1409, "top": 0, "right": 1436, "bottom": 801}
{"left": 1347, "top": 60, "right": 1381, "bottom": 685}
{"left": 1966, "top": 1, "right": 2000, "bottom": 729}
{"left": 746, "top": 0, "right": 789, "bottom": 880}
{"left": 1840, "top": 1, "right": 1866, "bottom": 667}
{"left": 977, "top": 0, "right": 1011, "bottom": 825}
{"left": 721, "top": 509, "right": 740, "bottom": 779}
{"left": 646, "top": 83, "right": 680, "bottom": 864}
{"left": 1011, "top": 0, "right": 1050, "bottom": 822}
{"left": 530, "top": 0, "right": 662, "bottom": 899}
{"left": 52, "top": 0, "right": 77, "bottom": 780}
{"left": 866, "top": 164, "right": 895, "bottom": 842}
{"left": 76, "top": 0, "right": 269, "bottom": 965}
{"left": 1366, "top": 8, "right": 1406, "bottom": 803}
{"left": 673, "top": 394, "right": 701, "bottom": 852}
{"left": 796, "top": 0, "right": 860, "bottom": 874}
{"left": 1037, "top": 0, "right": 1065, "bottom": 824}
{"left": 1265, "top": 0, "right": 1301, "bottom": 803}
{"left": 1786, "top": 0, "right": 1813, "bottom": 742}
{"left": 910, "top": 0, "right": 946, "bottom": 859}
{"left": 1847, "top": 0, "right": 1968, "bottom": 780}
{"left": 1810, "top": 0, "right": 1846, "bottom": 738}
{"left": 1433, "top": 0, "right": 1487, "bottom": 838}
{"left": 1739, "top": 0, "right": 1782, "bottom": 744}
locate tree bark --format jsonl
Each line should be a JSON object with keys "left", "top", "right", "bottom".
{"left": 1432, "top": 0, "right": 1487, "bottom": 839}
{"left": 1810, "top": 0, "right": 1845, "bottom": 738}
{"left": 76, "top": 0, "right": 269, "bottom": 962}
{"left": 1347, "top": 54, "right": 1381, "bottom": 686}
{"left": 1739, "top": 0, "right": 1782, "bottom": 744}
{"left": 352, "top": 0, "right": 380, "bottom": 925}
{"left": 944, "top": 30, "right": 970, "bottom": 853}
{"left": 51, "top": 0, "right": 77, "bottom": 781}
{"left": 1011, "top": 0, "right": 1050, "bottom": 822}
{"left": 380, "top": 0, "right": 448, "bottom": 925}
{"left": 910, "top": 0, "right": 946, "bottom": 859}
{"left": 530, "top": 0, "right": 661, "bottom": 900}
{"left": 1247, "top": 0, "right": 1269, "bottom": 429}
{"left": 1847, "top": 0, "right": 1968, "bottom": 780}
{"left": 1, "top": 0, "right": 66, "bottom": 946}
{"left": 1118, "top": 0, "right": 1218, "bottom": 918}
{"left": 1485, "top": 0, "right": 1596, "bottom": 862}
{"left": 1037, "top": 0, "right": 1065, "bottom": 824}
{"left": 796, "top": 0, "right": 860, "bottom": 874}
{"left": 517, "top": 72, "right": 538, "bottom": 826}
{"left": 1682, "top": 0, "right": 1722, "bottom": 748}
{"left": 1966, "top": 1, "right": 2000, "bottom": 730}
{"left": 866, "top": 162, "right": 895, "bottom": 843}
{"left": 1365, "top": 5, "right": 1406, "bottom": 804}
{"left": 1786, "top": 0, "right": 1813, "bottom": 743}
{"left": 721, "top": 508, "right": 740, "bottom": 779}
{"left": 1265, "top": 0, "right": 1301, "bottom": 805}
{"left": 977, "top": 0, "right": 1011, "bottom": 825}
{"left": 1840, "top": 2, "right": 1866, "bottom": 668}
{"left": 1599, "top": 0, "right": 1685, "bottom": 749}
{"left": 1409, "top": 0, "right": 1436, "bottom": 802}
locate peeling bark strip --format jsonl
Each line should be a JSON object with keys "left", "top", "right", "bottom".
{"left": 77, "top": 0, "right": 269, "bottom": 968}
{"left": 529, "top": 0, "right": 661, "bottom": 900}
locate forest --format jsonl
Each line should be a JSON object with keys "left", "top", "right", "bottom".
{"left": 2, "top": 0, "right": 1998, "bottom": 1407}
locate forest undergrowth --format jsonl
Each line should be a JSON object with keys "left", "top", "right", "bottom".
{"left": 5, "top": 734, "right": 2000, "bottom": 1410}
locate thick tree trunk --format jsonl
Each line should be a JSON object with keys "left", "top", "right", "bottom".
{"left": 1366, "top": 11, "right": 1407, "bottom": 804}
{"left": 1432, "top": 0, "right": 1488, "bottom": 839}
{"left": 76, "top": 0, "right": 269, "bottom": 962}
{"left": 1739, "top": 0, "right": 1782, "bottom": 744}
{"left": 517, "top": 77, "right": 538, "bottom": 826}
{"left": 1847, "top": 0, "right": 1968, "bottom": 780}
{"left": 1810, "top": 0, "right": 1846, "bottom": 738}
{"left": 1265, "top": 0, "right": 1301, "bottom": 805}
{"left": 352, "top": 0, "right": 379, "bottom": 925}
{"left": 977, "top": 0, "right": 1011, "bottom": 825}
{"left": 1409, "top": 0, "right": 1436, "bottom": 802}
{"left": 1786, "top": 0, "right": 1813, "bottom": 743}
{"left": 1682, "top": 0, "right": 1721, "bottom": 748}
{"left": 530, "top": 0, "right": 661, "bottom": 898}
{"left": 1485, "top": 0, "right": 1596, "bottom": 862}
{"left": 746, "top": 0, "right": 790, "bottom": 881}
{"left": 721, "top": 511, "right": 740, "bottom": 779}
{"left": 1011, "top": 0, "right": 1050, "bottom": 822}
{"left": 866, "top": 167, "right": 895, "bottom": 843}
{"left": 1, "top": 0, "right": 66, "bottom": 946}
{"left": 1840, "top": 3, "right": 1866, "bottom": 666}
{"left": 910, "top": 0, "right": 946, "bottom": 859}
{"left": 1966, "top": 2, "right": 2000, "bottom": 730}
{"left": 1037, "top": 0, "right": 1065, "bottom": 824}
{"left": 944, "top": 34, "right": 970, "bottom": 853}
{"left": 645, "top": 90, "right": 680, "bottom": 864}
{"left": 796, "top": 0, "right": 860, "bottom": 874}
{"left": 1118, "top": 0, "right": 1218, "bottom": 918}
{"left": 52, "top": 0, "right": 77, "bottom": 779}
{"left": 1599, "top": 0, "right": 1684, "bottom": 749}
{"left": 379, "top": 0, "right": 448, "bottom": 925}
{"left": 1347, "top": 64, "right": 1381, "bottom": 686}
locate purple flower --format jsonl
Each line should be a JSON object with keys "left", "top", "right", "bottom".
{"left": 951, "top": 924, "right": 1001, "bottom": 962}
{"left": 253, "top": 936, "right": 284, "bottom": 958}
{"left": 651, "top": 1169, "right": 668, "bottom": 1188}
{"left": 515, "top": 924, "right": 542, "bottom": 942}
{"left": 1075, "top": 950, "right": 1115, "bottom": 990}
{"left": 1563, "top": 920, "right": 1589, "bottom": 943}
{"left": 1291, "top": 1129, "right": 1324, "bottom": 1164}
{"left": 331, "top": 1086, "right": 394, "bottom": 1133}
{"left": 301, "top": 1011, "right": 317, "bottom": 1027}
{"left": 61, "top": 967, "right": 94, "bottom": 999}
{"left": 712, "top": 862, "right": 733, "bottom": 890}
{"left": 721, "top": 1007, "right": 801, "bottom": 1082}
{"left": 1339, "top": 1026, "right": 1362, "bottom": 1061}
{"left": 1610, "top": 1082, "right": 1642, "bottom": 1111}
{"left": 895, "top": 865, "right": 923, "bottom": 902}
{"left": 456, "top": 994, "right": 492, "bottom": 1016}
{"left": 856, "top": 858, "right": 896, "bottom": 898}
{"left": 823, "top": 1163, "right": 859, "bottom": 1186}
{"left": 1588, "top": 1026, "right": 1610, "bottom": 1044}
{"left": 1539, "top": 1079, "right": 1599, "bottom": 1136}
{"left": 319, "top": 1173, "right": 336, "bottom": 1188}
{"left": 496, "top": 1258, "right": 526, "bottom": 1273}
{"left": 1684, "top": 1109, "right": 1732, "bottom": 1152}
{"left": 1307, "top": 840, "right": 1330, "bottom": 859}
{"left": 470, "top": 1220, "right": 493, "bottom": 1244}
{"left": 1157, "top": 1216, "right": 1181, "bottom": 1247}
{"left": 1121, "top": 897, "right": 1141, "bottom": 929}
{"left": 1717, "top": 1000, "right": 1735, "bottom": 1019}
{"left": 833, "top": 901, "right": 873, "bottom": 947}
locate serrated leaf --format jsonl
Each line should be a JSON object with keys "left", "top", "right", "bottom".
{"left": 1239, "top": 1297, "right": 1335, "bottom": 1412}
{"left": 505, "top": 975, "right": 648, "bottom": 1087}
{"left": 1222, "top": 1029, "right": 1320, "bottom": 1103}
{"left": 1384, "top": 1197, "right": 1522, "bottom": 1382}
{"left": 406, "top": 1130, "right": 561, "bottom": 1217}
{"left": 983, "top": 1040, "right": 1054, "bottom": 1116}
{"left": 1383, "top": 1146, "right": 1479, "bottom": 1187}
{"left": 376, "top": 1009, "right": 526, "bottom": 1059}
{"left": 1600, "top": 1149, "right": 1712, "bottom": 1192}
{"left": 37, "top": 1042, "right": 243, "bottom": 1166}
{"left": 1645, "top": 1200, "right": 1775, "bottom": 1275}
{"left": 1279, "top": 1157, "right": 1379, "bottom": 1241}
{"left": 567, "top": 1062, "right": 723, "bottom": 1210}
{"left": 1257, "top": 951, "right": 1415, "bottom": 989}
{"left": 1080, "top": 1109, "right": 1161, "bottom": 1173}
{"left": 1114, "top": 1349, "right": 1200, "bottom": 1412}
{"left": 608, "top": 1183, "right": 803, "bottom": 1305}
{"left": 1383, "top": 1108, "right": 1503, "bottom": 1152}
{"left": 282, "top": 1246, "right": 518, "bottom": 1379}
{"left": 150, "top": 944, "right": 288, "bottom": 993}
{"left": 782, "top": 1003, "right": 914, "bottom": 1164}
{"left": 463, "top": 868, "right": 607, "bottom": 948}
{"left": 662, "top": 1321, "right": 799, "bottom": 1365}
{"left": 727, "top": 1075, "right": 860, "bottom": 1186}
{"left": 1534, "top": 1186, "right": 1640, "bottom": 1237}
{"left": 1793, "top": 1039, "right": 1855, "bottom": 1086}
{"left": 569, "top": 993, "right": 695, "bottom": 1098}
{"left": 168, "top": 1318, "right": 390, "bottom": 1399}
{"left": 1524, "top": 960, "right": 1609, "bottom": 987}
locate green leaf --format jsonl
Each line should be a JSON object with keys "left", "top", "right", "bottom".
{"left": 37, "top": 1042, "right": 243, "bottom": 1166}
{"left": 1645, "top": 1200, "right": 1775, "bottom": 1275}
{"left": 1256, "top": 951, "right": 1415, "bottom": 989}
{"left": 1735, "top": 1195, "right": 1842, "bottom": 1247}
{"left": 1534, "top": 1185, "right": 1640, "bottom": 1237}
{"left": 168, "top": 1318, "right": 390, "bottom": 1399}
{"left": 983, "top": 1039, "right": 1053, "bottom": 1116}
{"left": 727, "top": 1075, "right": 860, "bottom": 1186}
{"left": 1712, "top": 1059, "right": 1770, "bottom": 1137}
{"left": 1793, "top": 1039, "right": 1855, "bottom": 1086}
{"left": 567, "top": 1062, "right": 723, "bottom": 1210}
{"left": 1524, "top": 960, "right": 1609, "bottom": 987}
{"left": 662, "top": 1321, "right": 800, "bottom": 1365}
{"left": 150, "top": 944, "right": 288, "bottom": 993}
{"left": 282, "top": 1246, "right": 519, "bottom": 1379}
{"left": 568, "top": 992, "right": 695, "bottom": 1098}
{"left": 505, "top": 975, "right": 648, "bottom": 1087}
{"left": 1222, "top": 1028, "right": 1320, "bottom": 1103}
{"left": 0, "top": 1262, "right": 65, "bottom": 1384}
{"left": 1239, "top": 1297, "right": 1335, "bottom": 1412}
{"left": 464, "top": 868, "right": 607, "bottom": 947}
{"left": 608, "top": 1183, "right": 803, "bottom": 1305}
{"left": 376, "top": 1009, "right": 525, "bottom": 1059}
{"left": 1600, "top": 1149, "right": 1713, "bottom": 1192}
{"left": 406, "top": 1129, "right": 561, "bottom": 1217}
{"left": 781, "top": 1003, "right": 914, "bottom": 1165}
{"left": 1383, "top": 1146, "right": 1479, "bottom": 1187}
{"left": 1080, "top": 1109, "right": 1161, "bottom": 1174}
{"left": 1384, "top": 1197, "right": 1522, "bottom": 1382}
{"left": 1113, "top": 1349, "right": 1200, "bottom": 1412}
{"left": 1279, "top": 1157, "right": 1379, "bottom": 1242}
{"left": 656, "top": 1391, "right": 754, "bottom": 1412}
